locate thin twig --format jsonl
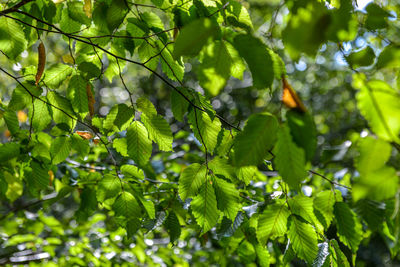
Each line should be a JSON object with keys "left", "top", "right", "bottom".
{"left": 309, "top": 170, "right": 351, "bottom": 190}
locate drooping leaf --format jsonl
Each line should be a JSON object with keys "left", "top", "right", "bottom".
{"left": 44, "top": 64, "right": 73, "bottom": 89}
{"left": 313, "top": 190, "right": 342, "bottom": 229}
{"left": 355, "top": 78, "right": 400, "bottom": 143}
{"left": 68, "top": 75, "right": 89, "bottom": 114}
{"left": 191, "top": 183, "right": 220, "bottom": 233}
{"left": 257, "top": 202, "right": 290, "bottom": 244}
{"left": 273, "top": 125, "right": 307, "bottom": 190}
{"left": 126, "top": 121, "right": 153, "bottom": 165}
{"left": 50, "top": 136, "right": 71, "bottom": 165}
{"left": 286, "top": 110, "right": 317, "bottom": 161}
{"left": 233, "top": 34, "right": 274, "bottom": 89}
{"left": 355, "top": 199, "right": 385, "bottom": 230}
{"left": 334, "top": 202, "right": 363, "bottom": 253}
{"left": 171, "top": 88, "right": 190, "bottom": 122}
{"left": 233, "top": 113, "right": 278, "bottom": 166}
{"left": 113, "top": 192, "right": 141, "bottom": 219}
{"left": 164, "top": 211, "right": 181, "bottom": 243}
{"left": 288, "top": 195, "right": 323, "bottom": 233}
{"left": 288, "top": 215, "right": 319, "bottom": 264}
{"left": 97, "top": 174, "right": 121, "bottom": 202}
{"left": 31, "top": 99, "right": 52, "bottom": 132}
{"left": 0, "top": 17, "right": 27, "bottom": 59}
{"left": 213, "top": 177, "right": 239, "bottom": 220}
{"left": 178, "top": 163, "right": 207, "bottom": 200}
{"left": 255, "top": 243, "right": 270, "bottom": 267}
{"left": 187, "top": 108, "right": 221, "bottom": 153}
{"left": 141, "top": 113, "right": 173, "bottom": 151}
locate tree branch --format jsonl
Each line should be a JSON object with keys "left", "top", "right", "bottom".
{"left": 0, "top": 0, "right": 34, "bottom": 16}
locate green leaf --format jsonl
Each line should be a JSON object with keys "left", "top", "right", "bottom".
{"left": 289, "top": 215, "right": 318, "bottom": 264}
{"left": 178, "top": 163, "right": 207, "bottom": 200}
{"left": 377, "top": 45, "right": 400, "bottom": 69}
{"left": 334, "top": 202, "right": 363, "bottom": 253}
{"left": 288, "top": 195, "right": 323, "bottom": 233}
{"left": 355, "top": 136, "right": 391, "bottom": 175}
{"left": 208, "top": 157, "right": 235, "bottom": 181}
{"left": 233, "top": 113, "right": 278, "bottom": 166}
{"left": 3, "top": 171, "right": 23, "bottom": 202}
{"left": 50, "top": 136, "right": 71, "bottom": 164}
{"left": 47, "top": 91, "right": 76, "bottom": 130}
{"left": 365, "top": 3, "right": 391, "bottom": 30}
{"left": 273, "top": 125, "right": 307, "bottom": 190}
{"left": 121, "top": 165, "right": 145, "bottom": 180}
{"left": 113, "top": 192, "right": 141, "bottom": 219}
{"left": 0, "top": 17, "right": 27, "bottom": 59}
{"left": 187, "top": 109, "right": 221, "bottom": 153}
{"left": 138, "top": 41, "right": 159, "bottom": 71}
{"left": 136, "top": 97, "right": 157, "bottom": 115}
{"left": 255, "top": 243, "right": 270, "bottom": 267}
{"left": 233, "top": 34, "right": 274, "bottom": 89}
{"left": 355, "top": 79, "right": 400, "bottom": 143}
{"left": 68, "top": 75, "right": 89, "bottom": 114}
{"left": 160, "top": 43, "right": 185, "bottom": 81}
{"left": 355, "top": 199, "right": 385, "bottom": 230}
{"left": 346, "top": 46, "right": 375, "bottom": 68}
{"left": 197, "top": 41, "right": 232, "bottom": 96}
{"left": 313, "top": 190, "right": 342, "bottom": 229}
{"left": 3, "top": 110, "right": 19, "bottom": 136}
{"left": 282, "top": 2, "right": 329, "bottom": 60}
{"left": 106, "top": 0, "right": 127, "bottom": 32}
{"left": 141, "top": 113, "right": 173, "bottom": 152}
{"left": 329, "top": 239, "right": 351, "bottom": 267}
{"left": 238, "top": 240, "right": 256, "bottom": 263}
{"left": 225, "top": 1, "right": 253, "bottom": 32}
{"left": 31, "top": 99, "right": 52, "bottom": 132}
{"left": 8, "top": 85, "right": 33, "bottom": 111}
{"left": 287, "top": 110, "right": 317, "bottom": 161}
{"left": 30, "top": 160, "right": 50, "bottom": 190}
{"left": 213, "top": 177, "right": 239, "bottom": 220}
{"left": 76, "top": 188, "right": 97, "bottom": 221}
{"left": 225, "top": 41, "right": 246, "bottom": 80}
{"left": 104, "top": 104, "right": 134, "bottom": 133}
{"left": 257, "top": 202, "right": 290, "bottom": 244}
{"left": 44, "top": 64, "right": 73, "bottom": 89}
{"left": 113, "top": 137, "right": 128, "bottom": 157}
{"left": 165, "top": 211, "right": 181, "bottom": 243}
{"left": 97, "top": 174, "right": 121, "bottom": 202}
{"left": 0, "top": 143, "right": 20, "bottom": 162}
{"left": 191, "top": 183, "right": 219, "bottom": 233}
{"left": 353, "top": 166, "right": 398, "bottom": 202}
{"left": 126, "top": 121, "right": 153, "bottom": 165}
{"left": 71, "top": 133, "right": 90, "bottom": 158}
{"left": 236, "top": 166, "right": 257, "bottom": 185}
{"left": 171, "top": 88, "right": 189, "bottom": 122}
{"left": 173, "top": 18, "right": 219, "bottom": 59}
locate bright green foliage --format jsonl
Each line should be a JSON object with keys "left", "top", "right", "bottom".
{"left": 173, "top": 18, "right": 219, "bottom": 58}
{"left": 113, "top": 191, "right": 141, "bottom": 219}
{"left": 273, "top": 125, "right": 307, "bottom": 190}
{"left": 126, "top": 121, "right": 152, "bottom": 165}
{"left": 233, "top": 113, "right": 278, "bottom": 166}
{"left": 233, "top": 35, "right": 274, "bottom": 89}
{"left": 0, "top": 17, "right": 27, "bottom": 60}
{"left": 179, "top": 163, "right": 207, "bottom": 200}
{"left": 257, "top": 202, "right": 290, "bottom": 244}
{"left": 191, "top": 183, "right": 219, "bottom": 233}
{"left": 288, "top": 215, "right": 318, "bottom": 264}
{"left": 354, "top": 77, "right": 400, "bottom": 143}
{"left": 0, "top": 0, "right": 399, "bottom": 265}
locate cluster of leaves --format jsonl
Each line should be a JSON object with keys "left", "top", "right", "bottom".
{"left": 0, "top": 0, "right": 399, "bottom": 266}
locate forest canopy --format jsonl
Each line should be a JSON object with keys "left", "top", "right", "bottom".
{"left": 0, "top": 0, "right": 399, "bottom": 266}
